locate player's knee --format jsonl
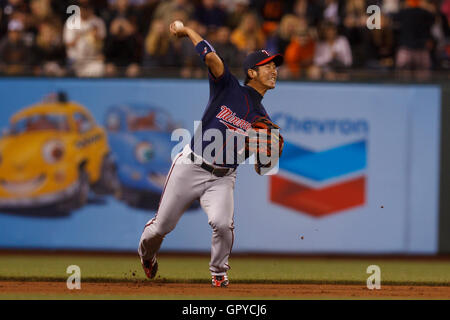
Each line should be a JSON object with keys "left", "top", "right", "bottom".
{"left": 209, "top": 219, "right": 233, "bottom": 234}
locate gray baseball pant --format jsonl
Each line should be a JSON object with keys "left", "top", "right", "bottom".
{"left": 138, "top": 145, "right": 236, "bottom": 275}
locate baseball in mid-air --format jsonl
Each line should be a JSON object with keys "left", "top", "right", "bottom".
{"left": 173, "top": 20, "right": 184, "bottom": 31}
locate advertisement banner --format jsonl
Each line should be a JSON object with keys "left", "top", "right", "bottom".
{"left": 0, "top": 79, "right": 441, "bottom": 253}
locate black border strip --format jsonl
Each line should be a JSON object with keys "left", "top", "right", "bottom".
{"left": 439, "top": 83, "right": 450, "bottom": 253}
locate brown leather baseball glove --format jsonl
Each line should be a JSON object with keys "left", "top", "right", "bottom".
{"left": 246, "top": 116, "right": 284, "bottom": 174}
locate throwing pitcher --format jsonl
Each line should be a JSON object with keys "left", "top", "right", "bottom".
{"left": 138, "top": 20, "right": 284, "bottom": 287}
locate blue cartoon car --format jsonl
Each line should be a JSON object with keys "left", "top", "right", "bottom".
{"left": 105, "top": 104, "right": 197, "bottom": 210}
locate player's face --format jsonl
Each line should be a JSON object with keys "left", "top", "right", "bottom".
{"left": 256, "top": 62, "right": 278, "bottom": 89}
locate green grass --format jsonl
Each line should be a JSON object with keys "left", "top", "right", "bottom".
{"left": 0, "top": 254, "right": 450, "bottom": 286}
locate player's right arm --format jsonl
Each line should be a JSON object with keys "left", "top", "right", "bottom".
{"left": 169, "top": 21, "right": 224, "bottom": 78}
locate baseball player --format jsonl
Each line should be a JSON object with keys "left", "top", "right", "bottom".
{"left": 138, "top": 20, "right": 284, "bottom": 287}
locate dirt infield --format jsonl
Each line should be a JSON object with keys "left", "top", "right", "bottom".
{"left": 1, "top": 281, "right": 450, "bottom": 299}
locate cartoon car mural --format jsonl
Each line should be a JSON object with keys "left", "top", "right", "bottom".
{"left": 0, "top": 93, "right": 117, "bottom": 215}
{"left": 105, "top": 104, "right": 198, "bottom": 210}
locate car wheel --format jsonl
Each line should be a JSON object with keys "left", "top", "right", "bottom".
{"left": 57, "top": 169, "right": 89, "bottom": 213}
{"left": 92, "top": 154, "right": 119, "bottom": 195}
{"left": 119, "top": 188, "right": 161, "bottom": 210}
{"left": 74, "top": 169, "right": 90, "bottom": 209}
{"left": 121, "top": 187, "right": 141, "bottom": 207}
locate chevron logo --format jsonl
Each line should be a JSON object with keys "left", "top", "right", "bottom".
{"left": 270, "top": 140, "right": 367, "bottom": 217}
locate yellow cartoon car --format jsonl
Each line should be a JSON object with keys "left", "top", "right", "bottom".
{"left": 0, "top": 94, "right": 117, "bottom": 214}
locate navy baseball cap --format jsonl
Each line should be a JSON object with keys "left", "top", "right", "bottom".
{"left": 243, "top": 50, "right": 284, "bottom": 73}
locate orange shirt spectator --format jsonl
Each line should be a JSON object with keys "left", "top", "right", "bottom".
{"left": 230, "top": 12, "right": 265, "bottom": 53}
{"left": 284, "top": 29, "right": 315, "bottom": 77}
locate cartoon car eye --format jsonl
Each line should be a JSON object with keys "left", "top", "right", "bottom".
{"left": 42, "top": 140, "right": 65, "bottom": 164}
{"left": 135, "top": 142, "right": 154, "bottom": 163}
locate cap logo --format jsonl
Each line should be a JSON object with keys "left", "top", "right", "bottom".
{"left": 261, "top": 50, "right": 270, "bottom": 56}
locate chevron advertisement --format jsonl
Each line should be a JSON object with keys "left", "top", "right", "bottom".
{"left": 233, "top": 83, "right": 441, "bottom": 254}
{"left": 270, "top": 121, "right": 367, "bottom": 217}
{"left": 0, "top": 79, "right": 441, "bottom": 254}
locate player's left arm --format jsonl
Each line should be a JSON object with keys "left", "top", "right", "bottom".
{"left": 169, "top": 21, "right": 224, "bottom": 78}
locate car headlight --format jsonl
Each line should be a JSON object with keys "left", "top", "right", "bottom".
{"left": 135, "top": 142, "right": 154, "bottom": 163}
{"left": 42, "top": 140, "right": 65, "bottom": 164}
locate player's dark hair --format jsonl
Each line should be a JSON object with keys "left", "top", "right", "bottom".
{"left": 244, "top": 67, "right": 258, "bottom": 85}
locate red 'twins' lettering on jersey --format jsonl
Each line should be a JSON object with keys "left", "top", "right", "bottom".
{"left": 216, "top": 105, "right": 252, "bottom": 134}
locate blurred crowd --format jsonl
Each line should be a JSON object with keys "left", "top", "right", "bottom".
{"left": 0, "top": 0, "right": 449, "bottom": 80}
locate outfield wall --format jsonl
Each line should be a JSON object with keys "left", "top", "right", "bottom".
{"left": 0, "top": 78, "right": 442, "bottom": 254}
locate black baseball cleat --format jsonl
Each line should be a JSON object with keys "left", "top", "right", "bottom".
{"left": 141, "top": 257, "right": 158, "bottom": 279}
{"left": 211, "top": 275, "right": 229, "bottom": 287}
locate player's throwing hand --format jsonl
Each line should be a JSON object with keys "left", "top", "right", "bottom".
{"left": 169, "top": 20, "right": 187, "bottom": 38}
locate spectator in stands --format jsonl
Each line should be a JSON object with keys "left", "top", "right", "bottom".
{"left": 1, "top": 0, "right": 25, "bottom": 18}
{"left": 193, "top": 0, "right": 227, "bottom": 29}
{"left": 63, "top": 3, "right": 107, "bottom": 77}
{"left": 101, "top": 0, "right": 138, "bottom": 29}
{"left": 104, "top": 15, "right": 140, "bottom": 77}
{"left": 282, "top": 18, "right": 316, "bottom": 79}
{"left": 393, "top": 0, "right": 435, "bottom": 75}
{"left": 230, "top": 11, "right": 265, "bottom": 53}
{"left": 442, "top": 0, "right": 450, "bottom": 25}
{"left": 28, "top": 0, "right": 61, "bottom": 35}
{"left": 32, "top": 20, "right": 66, "bottom": 76}
{"left": 49, "top": 0, "right": 73, "bottom": 22}
{"left": 342, "top": 0, "right": 368, "bottom": 68}
{"left": 224, "top": 0, "right": 250, "bottom": 30}
{"left": 143, "top": 18, "right": 170, "bottom": 69}
{"left": 0, "top": 6, "right": 3, "bottom": 38}
{"left": 0, "top": 19, "right": 32, "bottom": 75}
{"left": 253, "top": 0, "right": 293, "bottom": 36}
{"left": 429, "top": 0, "right": 450, "bottom": 70}
{"left": 136, "top": 0, "right": 160, "bottom": 35}
{"left": 363, "top": 12, "right": 395, "bottom": 70}
{"left": 153, "top": 0, "right": 194, "bottom": 27}
{"left": 211, "top": 25, "right": 242, "bottom": 69}
{"left": 0, "top": 0, "right": 29, "bottom": 36}
{"left": 143, "top": 10, "right": 193, "bottom": 75}
{"left": 127, "top": 0, "right": 147, "bottom": 5}
{"left": 322, "top": 0, "right": 341, "bottom": 25}
{"left": 266, "top": 14, "right": 302, "bottom": 56}
{"left": 1, "top": 0, "right": 29, "bottom": 21}
{"left": 292, "top": 0, "right": 324, "bottom": 27}
{"left": 0, "top": 0, "right": 448, "bottom": 79}
{"left": 382, "top": 0, "right": 400, "bottom": 16}
{"left": 312, "top": 21, "right": 352, "bottom": 79}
